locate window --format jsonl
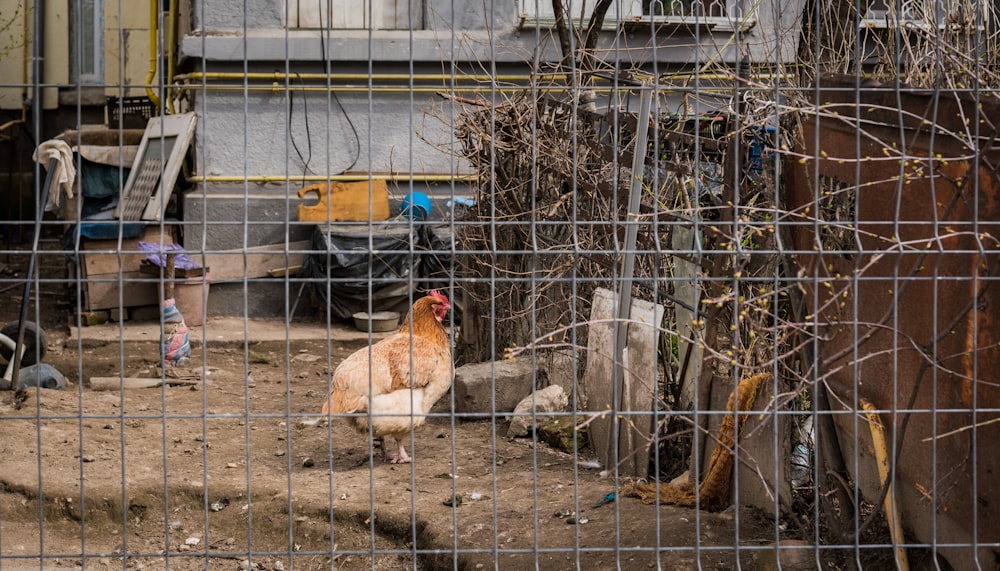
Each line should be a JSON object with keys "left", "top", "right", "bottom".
{"left": 290, "top": 0, "right": 424, "bottom": 30}
{"left": 72, "top": 0, "right": 103, "bottom": 85}
{"left": 860, "top": 0, "right": 944, "bottom": 28}
{"left": 644, "top": 0, "right": 726, "bottom": 18}
{"left": 859, "top": 0, "right": 993, "bottom": 32}
{"left": 517, "top": 0, "right": 628, "bottom": 29}
{"left": 518, "top": 0, "right": 754, "bottom": 31}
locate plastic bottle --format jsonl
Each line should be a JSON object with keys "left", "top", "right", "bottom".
{"left": 17, "top": 363, "right": 67, "bottom": 390}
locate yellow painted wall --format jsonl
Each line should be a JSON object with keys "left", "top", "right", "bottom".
{"left": 105, "top": 1, "right": 157, "bottom": 96}
{"left": 45, "top": 0, "right": 68, "bottom": 109}
{"left": 0, "top": 0, "right": 30, "bottom": 109}
{"left": 0, "top": 0, "right": 154, "bottom": 111}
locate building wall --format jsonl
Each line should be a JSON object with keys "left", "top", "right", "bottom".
{"left": 0, "top": 1, "right": 156, "bottom": 111}
{"left": 103, "top": 1, "right": 157, "bottom": 100}
{"left": 0, "top": 0, "right": 68, "bottom": 110}
{"left": 179, "top": 0, "right": 802, "bottom": 179}
{"left": 192, "top": 74, "right": 461, "bottom": 179}
{"left": 192, "top": 0, "right": 511, "bottom": 31}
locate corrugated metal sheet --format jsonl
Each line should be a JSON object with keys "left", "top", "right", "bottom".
{"left": 786, "top": 75, "right": 1000, "bottom": 569}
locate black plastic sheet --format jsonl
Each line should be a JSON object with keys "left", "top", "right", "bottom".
{"left": 299, "top": 223, "right": 455, "bottom": 320}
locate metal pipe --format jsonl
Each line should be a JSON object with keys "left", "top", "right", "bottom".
{"left": 144, "top": 0, "right": 161, "bottom": 109}
{"left": 20, "top": 0, "right": 29, "bottom": 124}
{"left": 2, "top": 157, "right": 56, "bottom": 391}
{"left": 171, "top": 71, "right": 764, "bottom": 84}
{"left": 610, "top": 83, "right": 653, "bottom": 476}
{"left": 0, "top": 119, "right": 25, "bottom": 136}
{"left": 170, "top": 71, "right": 740, "bottom": 95}
{"left": 175, "top": 84, "right": 583, "bottom": 94}
{"left": 172, "top": 71, "right": 566, "bottom": 83}
{"left": 31, "top": 0, "right": 43, "bottom": 139}
{"left": 172, "top": 83, "right": 736, "bottom": 96}
{"left": 166, "top": 0, "right": 178, "bottom": 113}
{"left": 186, "top": 173, "right": 476, "bottom": 184}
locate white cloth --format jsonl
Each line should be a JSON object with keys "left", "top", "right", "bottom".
{"left": 32, "top": 139, "right": 76, "bottom": 211}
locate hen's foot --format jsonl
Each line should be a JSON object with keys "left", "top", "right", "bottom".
{"left": 385, "top": 441, "right": 412, "bottom": 464}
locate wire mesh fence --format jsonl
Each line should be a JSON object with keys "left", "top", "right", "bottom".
{"left": 0, "top": 0, "right": 998, "bottom": 569}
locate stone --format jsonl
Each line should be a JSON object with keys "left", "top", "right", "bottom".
{"left": 537, "top": 415, "right": 588, "bottom": 453}
{"left": 750, "top": 540, "right": 819, "bottom": 571}
{"left": 453, "top": 359, "right": 541, "bottom": 417}
{"left": 506, "top": 385, "right": 569, "bottom": 438}
{"left": 79, "top": 311, "right": 109, "bottom": 326}
{"left": 537, "top": 349, "right": 584, "bottom": 407}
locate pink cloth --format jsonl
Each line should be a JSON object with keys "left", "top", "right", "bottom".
{"left": 161, "top": 298, "right": 190, "bottom": 366}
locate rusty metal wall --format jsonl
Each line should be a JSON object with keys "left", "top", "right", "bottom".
{"left": 1, "top": 2, "right": 999, "bottom": 570}
{"left": 785, "top": 76, "right": 1000, "bottom": 570}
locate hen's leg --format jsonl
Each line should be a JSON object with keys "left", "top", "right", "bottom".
{"left": 385, "top": 438, "right": 411, "bottom": 464}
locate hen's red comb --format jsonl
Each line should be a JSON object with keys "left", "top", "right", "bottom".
{"left": 429, "top": 290, "right": 449, "bottom": 305}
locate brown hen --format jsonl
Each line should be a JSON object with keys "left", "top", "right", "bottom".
{"left": 322, "top": 290, "right": 452, "bottom": 463}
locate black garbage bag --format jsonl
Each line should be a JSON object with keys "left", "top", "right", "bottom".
{"left": 417, "top": 224, "right": 456, "bottom": 295}
{"left": 299, "top": 223, "right": 419, "bottom": 319}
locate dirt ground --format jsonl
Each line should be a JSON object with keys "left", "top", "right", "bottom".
{"left": 0, "top": 247, "right": 786, "bottom": 570}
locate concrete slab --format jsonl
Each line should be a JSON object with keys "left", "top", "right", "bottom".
{"left": 672, "top": 222, "right": 703, "bottom": 411}
{"left": 582, "top": 287, "right": 665, "bottom": 479}
{"left": 453, "top": 358, "right": 538, "bottom": 418}
{"left": 70, "top": 317, "right": 391, "bottom": 348}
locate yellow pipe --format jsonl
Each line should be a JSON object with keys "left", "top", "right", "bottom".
{"left": 173, "top": 71, "right": 567, "bottom": 83}
{"left": 186, "top": 174, "right": 477, "bottom": 184}
{"left": 172, "top": 83, "right": 736, "bottom": 96}
{"left": 170, "top": 71, "right": 767, "bottom": 98}
{"left": 144, "top": 0, "right": 161, "bottom": 109}
{"left": 21, "top": 0, "right": 28, "bottom": 122}
{"left": 175, "top": 84, "right": 591, "bottom": 94}
{"left": 172, "top": 71, "right": 763, "bottom": 85}
{"left": 861, "top": 400, "right": 911, "bottom": 571}
{"left": 166, "top": 0, "right": 178, "bottom": 113}
{"left": 0, "top": 119, "right": 24, "bottom": 133}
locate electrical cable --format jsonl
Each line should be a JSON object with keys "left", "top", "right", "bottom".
{"left": 315, "top": 0, "right": 361, "bottom": 175}
{"left": 289, "top": 72, "right": 314, "bottom": 176}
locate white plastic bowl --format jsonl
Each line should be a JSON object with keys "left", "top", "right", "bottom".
{"left": 352, "top": 311, "right": 400, "bottom": 333}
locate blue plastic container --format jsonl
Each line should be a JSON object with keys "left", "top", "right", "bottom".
{"left": 401, "top": 192, "right": 432, "bottom": 220}
{"left": 17, "top": 364, "right": 67, "bottom": 390}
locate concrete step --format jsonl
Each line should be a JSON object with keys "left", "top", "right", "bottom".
{"left": 180, "top": 182, "right": 472, "bottom": 318}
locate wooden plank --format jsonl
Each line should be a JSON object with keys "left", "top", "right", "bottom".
{"left": 617, "top": 296, "right": 665, "bottom": 479}
{"left": 267, "top": 265, "right": 301, "bottom": 278}
{"left": 581, "top": 287, "right": 664, "bottom": 478}
{"left": 90, "top": 376, "right": 202, "bottom": 390}
{"left": 82, "top": 226, "right": 176, "bottom": 278}
{"left": 737, "top": 386, "right": 793, "bottom": 518}
{"left": 195, "top": 240, "right": 310, "bottom": 280}
{"left": 91, "top": 377, "right": 163, "bottom": 390}
{"left": 137, "top": 113, "right": 199, "bottom": 221}
{"left": 672, "top": 223, "right": 702, "bottom": 411}
{"left": 297, "top": 180, "right": 390, "bottom": 223}
{"left": 582, "top": 288, "right": 617, "bottom": 472}
{"left": 83, "top": 271, "right": 161, "bottom": 311}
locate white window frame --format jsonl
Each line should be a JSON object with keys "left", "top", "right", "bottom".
{"left": 73, "top": 0, "right": 104, "bottom": 85}
{"left": 517, "top": 0, "right": 628, "bottom": 29}
{"left": 860, "top": 0, "right": 944, "bottom": 29}
{"left": 288, "top": 0, "right": 424, "bottom": 30}
{"left": 517, "top": 0, "right": 756, "bottom": 32}
{"left": 859, "top": 0, "right": 991, "bottom": 32}
{"left": 118, "top": 112, "right": 198, "bottom": 222}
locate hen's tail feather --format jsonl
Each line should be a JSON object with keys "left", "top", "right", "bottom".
{"left": 322, "top": 391, "right": 364, "bottom": 416}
